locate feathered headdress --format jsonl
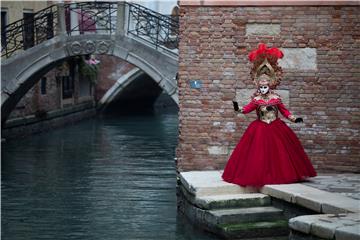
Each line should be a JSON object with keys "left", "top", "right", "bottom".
{"left": 248, "top": 43, "right": 284, "bottom": 89}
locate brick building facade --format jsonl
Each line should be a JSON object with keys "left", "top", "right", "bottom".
{"left": 176, "top": 1, "right": 360, "bottom": 173}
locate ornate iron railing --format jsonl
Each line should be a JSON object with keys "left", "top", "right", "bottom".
{"left": 126, "top": 3, "right": 179, "bottom": 50}
{"left": 1, "top": 2, "right": 179, "bottom": 58}
{"left": 65, "top": 2, "right": 117, "bottom": 35}
{"left": 1, "top": 5, "right": 58, "bottom": 58}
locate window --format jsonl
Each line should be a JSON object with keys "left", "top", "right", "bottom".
{"left": 62, "top": 59, "right": 76, "bottom": 99}
{"left": 41, "top": 77, "right": 47, "bottom": 95}
{"left": 1, "top": 9, "right": 8, "bottom": 48}
{"left": 23, "top": 10, "right": 34, "bottom": 49}
{"left": 62, "top": 76, "right": 74, "bottom": 99}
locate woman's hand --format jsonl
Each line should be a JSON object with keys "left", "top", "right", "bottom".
{"left": 232, "top": 101, "right": 239, "bottom": 111}
{"left": 295, "top": 118, "right": 303, "bottom": 123}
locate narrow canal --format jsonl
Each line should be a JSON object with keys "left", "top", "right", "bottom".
{"left": 1, "top": 111, "right": 219, "bottom": 240}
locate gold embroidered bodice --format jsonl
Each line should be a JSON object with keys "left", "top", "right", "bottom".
{"left": 257, "top": 105, "right": 279, "bottom": 124}
{"left": 254, "top": 94, "right": 280, "bottom": 124}
{"left": 241, "top": 93, "right": 296, "bottom": 123}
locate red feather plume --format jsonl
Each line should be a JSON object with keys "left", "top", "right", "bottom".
{"left": 248, "top": 43, "right": 284, "bottom": 62}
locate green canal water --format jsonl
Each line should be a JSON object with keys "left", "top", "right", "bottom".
{"left": 1, "top": 112, "right": 219, "bottom": 240}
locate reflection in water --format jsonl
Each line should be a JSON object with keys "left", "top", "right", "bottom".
{"left": 2, "top": 112, "right": 218, "bottom": 240}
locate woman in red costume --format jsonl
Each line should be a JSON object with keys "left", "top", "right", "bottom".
{"left": 222, "top": 44, "right": 317, "bottom": 187}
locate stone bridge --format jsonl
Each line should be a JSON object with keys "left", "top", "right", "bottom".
{"left": 1, "top": 2, "right": 179, "bottom": 123}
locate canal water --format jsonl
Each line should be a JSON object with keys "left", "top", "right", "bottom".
{"left": 1, "top": 112, "right": 219, "bottom": 240}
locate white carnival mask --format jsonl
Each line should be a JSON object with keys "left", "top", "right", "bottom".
{"left": 259, "top": 85, "right": 269, "bottom": 95}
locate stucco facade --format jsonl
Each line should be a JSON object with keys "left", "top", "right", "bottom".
{"left": 1, "top": 1, "right": 49, "bottom": 25}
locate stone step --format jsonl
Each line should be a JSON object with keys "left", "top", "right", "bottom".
{"left": 179, "top": 171, "right": 258, "bottom": 197}
{"left": 216, "top": 219, "right": 289, "bottom": 239}
{"left": 205, "top": 206, "right": 285, "bottom": 226}
{"left": 195, "top": 193, "right": 271, "bottom": 210}
{"left": 178, "top": 190, "right": 289, "bottom": 239}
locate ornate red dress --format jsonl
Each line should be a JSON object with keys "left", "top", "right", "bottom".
{"left": 222, "top": 94, "right": 317, "bottom": 187}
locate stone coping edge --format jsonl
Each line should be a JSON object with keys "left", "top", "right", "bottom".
{"left": 179, "top": 170, "right": 258, "bottom": 196}
{"left": 260, "top": 184, "right": 360, "bottom": 214}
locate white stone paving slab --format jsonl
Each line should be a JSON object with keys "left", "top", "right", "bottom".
{"left": 289, "top": 213, "right": 360, "bottom": 240}
{"left": 303, "top": 174, "right": 360, "bottom": 200}
{"left": 179, "top": 171, "right": 258, "bottom": 196}
{"left": 311, "top": 219, "right": 341, "bottom": 239}
{"left": 261, "top": 184, "right": 360, "bottom": 214}
{"left": 289, "top": 214, "right": 325, "bottom": 234}
{"left": 335, "top": 225, "right": 360, "bottom": 240}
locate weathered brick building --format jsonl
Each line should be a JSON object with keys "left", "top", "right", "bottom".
{"left": 176, "top": 1, "right": 360, "bottom": 173}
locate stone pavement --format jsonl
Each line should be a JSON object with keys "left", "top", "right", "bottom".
{"left": 178, "top": 171, "right": 360, "bottom": 240}
{"left": 302, "top": 173, "right": 360, "bottom": 200}
{"left": 289, "top": 213, "right": 360, "bottom": 240}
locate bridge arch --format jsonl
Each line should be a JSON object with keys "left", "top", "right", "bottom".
{"left": 98, "top": 67, "right": 144, "bottom": 111}
{"left": 1, "top": 34, "right": 178, "bottom": 123}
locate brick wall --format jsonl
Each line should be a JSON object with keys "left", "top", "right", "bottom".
{"left": 177, "top": 4, "right": 360, "bottom": 173}
{"left": 95, "top": 55, "right": 136, "bottom": 101}
{"left": 8, "top": 69, "right": 60, "bottom": 119}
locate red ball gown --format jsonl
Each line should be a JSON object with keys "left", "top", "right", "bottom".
{"left": 222, "top": 94, "right": 317, "bottom": 187}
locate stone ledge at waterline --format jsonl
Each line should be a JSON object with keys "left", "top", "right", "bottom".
{"left": 177, "top": 171, "right": 360, "bottom": 240}
{"left": 2, "top": 102, "right": 96, "bottom": 139}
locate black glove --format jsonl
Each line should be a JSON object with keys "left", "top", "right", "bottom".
{"left": 295, "top": 118, "right": 303, "bottom": 123}
{"left": 266, "top": 106, "right": 273, "bottom": 111}
{"left": 232, "top": 101, "right": 239, "bottom": 111}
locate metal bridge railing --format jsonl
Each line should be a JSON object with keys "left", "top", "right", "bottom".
{"left": 1, "top": 2, "right": 179, "bottom": 58}
{"left": 65, "top": 2, "right": 118, "bottom": 36}
{"left": 1, "top": 5, "right": 58, "bottom": 58}
{"left": 126, "top": 2, "right": 179, "bottom": 50}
